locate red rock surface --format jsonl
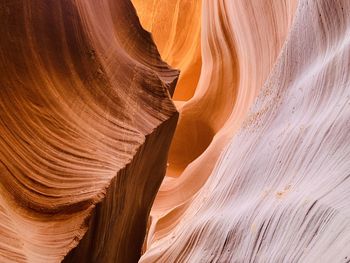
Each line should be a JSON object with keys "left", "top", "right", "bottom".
{"left": 2, "top": 0, "right": 350, "bottom": 262}
{"left": 0, "top": 0, "right": 178, "bottom": 262}
{"left": 137, "top": 0, "right": 350, "bottom": 262}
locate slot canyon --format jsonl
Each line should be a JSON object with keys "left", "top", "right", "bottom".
{"left": 0, "top": 0, "right": 349, "bottom": 262}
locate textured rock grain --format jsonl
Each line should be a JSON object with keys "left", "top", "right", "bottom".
{"left": 0, "top": 0, "right": 178, "bottom": 262}
{"left": 138, "top": 0, "right": 298, "bottom": 248}
{"left": 140, "top": 0, "right": 350, "bottom": 262}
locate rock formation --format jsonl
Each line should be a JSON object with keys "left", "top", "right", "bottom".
{"left": 131, "top": 0, "right": 201, "bottom": 101}
{"left": 134, "top": 0, "right": 298, "bottom": 249}
{"left": 138, "top": 0, "right": 350, "bottom": 262}
{"left": 0, "top": 0, "right": 178, "bottom": 262}
{"left": 1, "top": 0, "right": 350, "bottom": 262}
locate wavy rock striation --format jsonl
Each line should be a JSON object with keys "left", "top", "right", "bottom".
{"left": 141, "top": 0, "right": 350, "bottom": 262}
{"left": 137, "top": 0, "right": 298, "bottom": 248}
{"left": 132, "top": 0, "right": 202, "bottom": 101}
{"left": 0, "top": 0, "right": 178, "bottom": 262}
{"left": 2, "top": 0, "right": 350, "bottom": 262}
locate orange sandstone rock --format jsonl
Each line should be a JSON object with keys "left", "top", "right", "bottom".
{"left": 0, "top": 0, "right": 178, "bottom": 262}
{"left": 138, "top": 0, "right": 298, "bottom": 248}
{"left": 141, "top": 0, "right": 350, "bottom": 262}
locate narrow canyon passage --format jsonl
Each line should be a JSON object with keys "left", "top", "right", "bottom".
{"left": 0, "top": 0, "right": 350, "bottom": 262}
{"left": 136, "top": 0, "right": 350, "bottom": 262}
{"left": 133, "top": 0, "right": 298, "bottom": 249}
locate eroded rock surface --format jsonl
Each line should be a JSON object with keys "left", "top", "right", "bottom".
{"left": 1, "top": 0, "right": 350, "bottom": 262}
{"left": 140, "top": 0, "right": 350, "bottom": 262}
{"left": 0, "top": 0, "right": 178, "bottom": 262}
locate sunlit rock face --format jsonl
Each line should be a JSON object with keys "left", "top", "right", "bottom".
{"left": 138, "top": 0, "right": 350, "bottom": 262}
{"left": 0, "top": 0, "right": 178, "bottom": 262}
{"left": 131, "top": 0, "right": 202, "bottom": 101}
{"left": 133, "top": 0, "right": 298, "bottom": 249}
{"left": 1, "top": 0, "right": 350, "bottom": 262}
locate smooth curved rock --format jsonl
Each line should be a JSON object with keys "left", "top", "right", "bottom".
{"left": 2, "top": 0, "right": 350, "bottom": 262}
{"left": 132, "top": 0, "right": 202, "bottom": 101}
{"left": 140, "top": 0, "right": 298, "bottom": 248}
{"left": 141, "top": 0, "right": 350, "bottom": 262}
{"left": 0, "top": 0, "right": 178, "bottom": 262}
